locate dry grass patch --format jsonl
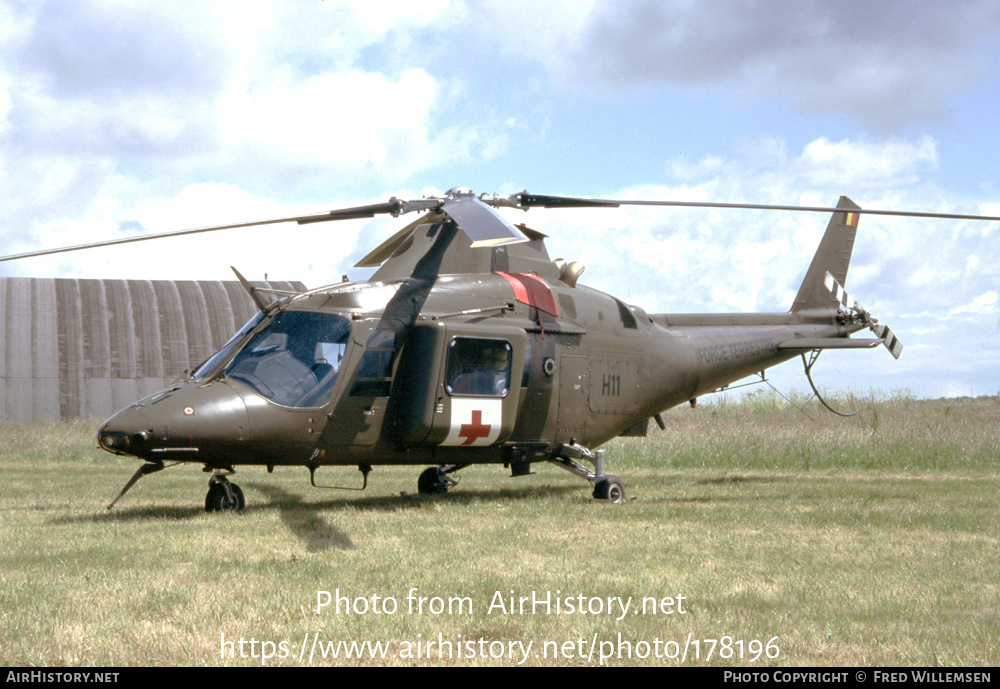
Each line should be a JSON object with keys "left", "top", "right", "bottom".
{"left": 1, "top": 395, "right": 998, "bottom": 666}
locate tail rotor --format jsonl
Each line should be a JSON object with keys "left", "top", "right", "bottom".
{"left": 824, "top": 271, "right": 903, "bottom": 359}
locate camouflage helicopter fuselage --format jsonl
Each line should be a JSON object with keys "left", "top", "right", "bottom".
{"left": 99, "top": 198, "right": 872, "bottom": 500}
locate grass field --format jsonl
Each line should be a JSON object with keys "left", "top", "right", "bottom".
{"left": 1, "top": 392, "right": 998, "bottom": 666}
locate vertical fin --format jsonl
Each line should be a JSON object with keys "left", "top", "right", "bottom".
{"left": 791, "top": 196, "right": 861, "bottom": 312}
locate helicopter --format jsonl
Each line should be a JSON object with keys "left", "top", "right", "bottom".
{"left": 3, "top": 187, "right": 998, "bottom": 511}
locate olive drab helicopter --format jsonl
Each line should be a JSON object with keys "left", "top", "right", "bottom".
{"left": 3, "top": 187, "right": 998, "bottom": 511}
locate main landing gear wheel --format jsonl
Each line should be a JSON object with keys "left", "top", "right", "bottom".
{"left": 418, "top": 466, "right": 459, "bottom": 495}
{"left": 205, "top": 479, "right": 245, "bottom": 512}
{"left": 551, "top": 443, "right": 627, "bottom": 505}
{"left": 592, "top": 476, "right": 625, "bottom": 504}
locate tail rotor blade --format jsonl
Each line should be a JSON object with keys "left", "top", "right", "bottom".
{"left": 824, "top": 271, "right": 853, "bottom": 310}
{"left": 873, "top": 324, "right": 904, "bottom": 360}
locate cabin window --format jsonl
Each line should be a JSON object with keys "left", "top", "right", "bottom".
{"left": 349, "top": 329, "right": 398, "bottom": 397}
{"left": 445, "top": 338, "right": 512, "bottom": 397}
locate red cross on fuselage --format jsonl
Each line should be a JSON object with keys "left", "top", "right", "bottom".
{"left": 459, "top": 409, "right": 492, "bottom": 445}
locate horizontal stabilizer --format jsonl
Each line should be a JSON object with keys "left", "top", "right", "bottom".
{"left": 778, "top": 338, "right": 882, "bottom": 350}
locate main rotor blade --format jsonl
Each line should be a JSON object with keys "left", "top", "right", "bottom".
{"left": 0, "top": 218, "right": 285, "bottom": 263}
{"left": 515, "top": 193, "right": 620, "bottom": 209}
{"left": 515, "top": 194, "right": 1000, "bottom": 222}
{"left": 0, "top": 202, "right": 424, "bottom": 263}
{"left": 294, "top": 200, "right": 405, "bottom": 224}
{"left": 294, "top": 197, "right": 441, "bottom": 224}
{"left": 7, "top": 188, "right": 996, "bottom": 265}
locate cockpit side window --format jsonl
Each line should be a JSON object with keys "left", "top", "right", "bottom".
{"left": 445, "top": 338, "right": 512, "bottom": 397}
{"left": 224, "top": 311, "right": 351, "bottom": 407}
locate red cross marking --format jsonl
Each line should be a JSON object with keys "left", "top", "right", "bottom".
{"left": 459, "top": 409, "right": 492, "bottom": 445}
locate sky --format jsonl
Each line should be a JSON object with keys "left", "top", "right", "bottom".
{"left": 1, "top": 0, "right": 998, "bottom": 400}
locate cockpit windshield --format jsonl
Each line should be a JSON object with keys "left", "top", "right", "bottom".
{"left": 223, "top": 311, "right": 352, "bottom": 407}
{"left": 193, "top": 311, "right": 267, "bottom": 380}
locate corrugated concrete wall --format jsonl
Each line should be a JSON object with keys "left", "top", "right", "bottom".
{"left": 0, "top": 278, "right": 305, "bottom": 421}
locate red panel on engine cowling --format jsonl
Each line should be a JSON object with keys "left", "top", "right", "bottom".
{"left": 495, "top": 272, "right": 559, "bottom": 317}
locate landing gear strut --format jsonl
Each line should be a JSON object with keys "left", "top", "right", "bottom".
{"left": 551, "top": 443, "right": 626, "bottom": 504}
{"left": 205, "top": 471, "right": 245, "bottom": 512}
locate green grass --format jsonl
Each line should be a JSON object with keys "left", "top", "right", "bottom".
{"left": 1, "top": 395, "right": 998, "bottom": 666}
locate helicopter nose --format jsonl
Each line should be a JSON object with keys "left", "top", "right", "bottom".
{"left": 98, "top": 408, "right": 153, "bottom": 456}
{"left": 97, "top": 381, "right": 253, "bottom": 462}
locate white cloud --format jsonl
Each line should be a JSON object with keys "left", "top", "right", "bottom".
{"left": 0, "top": 0, "right": 514, "bottom": 278}
{"left": 218, "top": 67, "right": 442, "bottom": 174}
{"left": 0, "top": 1, "right": 996, "bottom": 399}
{"left": 793, "top": 136, "right": 938, "bottom": 189}
{"left": 950, "top": 291, "right": 998, "bottom": 316}
{"left": 525, "top": 133, "right": 998, "bottom": 398}
{"left": 342, "top": 0, "right": 452, "bottom": 31}
{"left": 0, "top": 73, "right": 10, "bottom": 133}
{"left": 476, "top": 1, "right": 999, "bottom": 131}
